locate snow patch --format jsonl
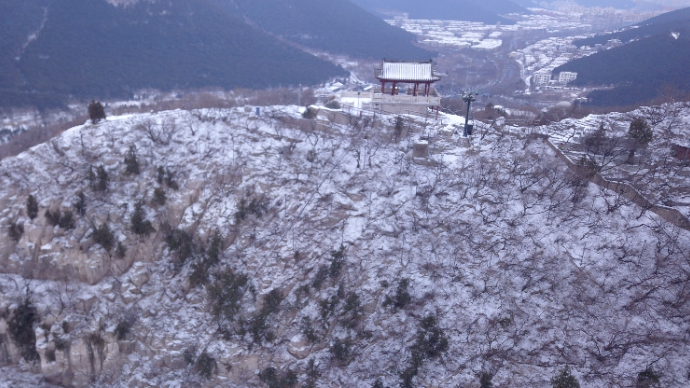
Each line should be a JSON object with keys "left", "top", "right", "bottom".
{"left": 15, "top": 7, "right": 48, "bottom": 61}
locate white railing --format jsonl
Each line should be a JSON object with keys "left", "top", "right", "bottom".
{"left": 372, "top": 93, "right": 441, "bottom": 105}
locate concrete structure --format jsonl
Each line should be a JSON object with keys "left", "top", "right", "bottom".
{"left": 413, "top": 141, "right": 429, "bottom": 158}
{"left": 338, "top": 90, "right": 441, "bottom": 116}
{"left": 370, "top": 93, "right": 441, "bottom": 115}
{"left": 558, "top": 71, "right": 578, "bottom": 84}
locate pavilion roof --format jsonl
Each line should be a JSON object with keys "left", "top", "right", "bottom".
{"left": 375, "top": 60, "right": 441, "bottom": 82}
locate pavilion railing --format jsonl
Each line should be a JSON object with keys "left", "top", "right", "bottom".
{"left": 371, "top": 93, "right": 441, "bottom": 105}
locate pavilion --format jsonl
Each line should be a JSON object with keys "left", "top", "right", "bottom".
{"left": 375, "top": 59, "right": 441, "bottom": 96}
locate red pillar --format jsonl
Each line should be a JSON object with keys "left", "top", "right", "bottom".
{"left": 392, "top": 82, "right": 397, "bottom": 96}
{"left": 413, "top": 83, "right": 418, "bottom": 96}
{"left": 381, "top": 81, "right": 386, "bottom": 94}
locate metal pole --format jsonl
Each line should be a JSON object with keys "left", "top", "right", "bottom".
{"left": 462, "top": 92, "right": 476, "bottom": 137}
{"left": 463, "top": 100, "right": 471, "bottom": 137}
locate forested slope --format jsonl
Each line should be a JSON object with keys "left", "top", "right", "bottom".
{"left": 215, "top": 0, "right": 433, "bottom": 60}
{"left": 556, "top": 30, "right": 690, "bottom": 107}
{"left": 0, "top": 0, "right": 348, "bottom": 108}
{"left": 349, "top": 0, "right": 519, "bottom": 24}
{"left": 574, "top": 6, "right": 690, "bottom": 47}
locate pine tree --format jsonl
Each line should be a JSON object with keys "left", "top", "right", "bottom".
{"left": 26, "top": 195, "right": 38, "bottom": 220}
{"left": 636, "top": 367, "right": 661, "bottom": 388}
{"left": 88, "top": 100, "right": 107, "bottom": 124}
{"left": 552, "top": 366, "right": 580, "bottom": 388}
{"left": 480, "top": 372, "right": 493, "bottom": 388}
{"left": 9, "top": 222, "right": 24, "bottom": 242}
{"left": 89, "top": 165, "right": 109, "bottom": 192}
{"left": 124, "top": 145, "right": 140, "bottom": 175}
{"left": 627, "top": 117, "right": 652, "bottom": 163}
{"left": 8, "top": 296, "right": 39, "bottom": 361}
{"left": 629, "top": 117, "right": 653, "bottom": 145}
{"left": 93, "top": 223, "right": 115, "bottom": 252}
{"left": 131, "top": 202, "right": 155, "bottom": 236}
{"left": 152, "top": 187, "right": 166, "bottom": 206}
{"left": 74, "top": 191, "right": 86, "bottom": 216}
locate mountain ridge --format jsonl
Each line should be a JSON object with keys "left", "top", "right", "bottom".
{"left": 213, "top": 0, "right": 433, "bottom": 60}
{"left": 348, "top": 0, "right": 522, "bottom": 24}
{"left": 0, "top": 0, "right": 349, "bottom": 108}
{"left": 0, "top": 0, "right": 433, "bottom": 109}
{"left": 574, "top": 6, "right": 690, "bottom": 47}
{"left": 556, "top": 29, "right": 690, "bottom": 107}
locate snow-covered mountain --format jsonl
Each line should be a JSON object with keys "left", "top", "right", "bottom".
{"left": 0, "top": 0, "right": 347, "bottom": 109}
{"left": 212, "top": 0, "right": 432, "bottom": 60}
{"left": 1, "top": 0, "right": 432, "bottom": 110}
{"left": 1, "top": 104, "right": 690, "bottom": 387}
{"left": 349, "top": 0, "right": 523, "bottom": 24}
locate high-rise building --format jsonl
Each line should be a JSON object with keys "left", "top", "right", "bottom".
{"left": 533, "top": 72, "right": 552, "bottom": 86}
{"left": 558, "top": 72, "right": 578, "bottom": 84}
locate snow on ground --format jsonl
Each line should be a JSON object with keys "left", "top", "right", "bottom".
{"left": 1, "top": 105, "right": 689, "bottom": 388}
{"left": 533, "top": 103, "right": 690, "bottom": 217}
{"left": 0, "top": 365, "right": 61, "bottom": 387}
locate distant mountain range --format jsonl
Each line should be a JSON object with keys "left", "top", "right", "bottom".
{"left": 574, "top": 6, "right": 690, "bottom": 47}
{"left": 512, "top": 0, "right": 636, "bottom": 9}
{"left": 0, "top": 0, "right": 431, "bottom": 109}
{"left": 349, "top": 0, "right": 527, "bottom": 24}
{"left": 568, "top": 0, "right": 636, "bottom": 9}
{"left": 555, "top": 29, "right": 690, "bottom": 107}
{"left": 213, "top": 0, "right": 432, "bottom": 60}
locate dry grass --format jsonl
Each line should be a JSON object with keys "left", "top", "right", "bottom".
{"left": 0, "top": 87, "right": 317, "bottom": 160}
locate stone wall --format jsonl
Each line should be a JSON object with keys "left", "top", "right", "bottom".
{"left": 546, "top": 139, "right": 690, "bottom": 231}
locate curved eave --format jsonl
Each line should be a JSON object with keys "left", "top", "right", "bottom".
{"left": 375, "top": 77, "right": 441, "bottom": 83}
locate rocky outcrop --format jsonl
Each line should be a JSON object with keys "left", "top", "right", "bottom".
{"left": 35, "top": 329, "right": 122, "bottom": 387}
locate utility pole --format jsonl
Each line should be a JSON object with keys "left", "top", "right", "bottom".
{"left": 462, "top": 92, "right": 477, "bottom": 137}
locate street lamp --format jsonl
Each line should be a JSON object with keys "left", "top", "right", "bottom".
{"left": 462, "top": 92, "right": 477, "bottom": 137}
